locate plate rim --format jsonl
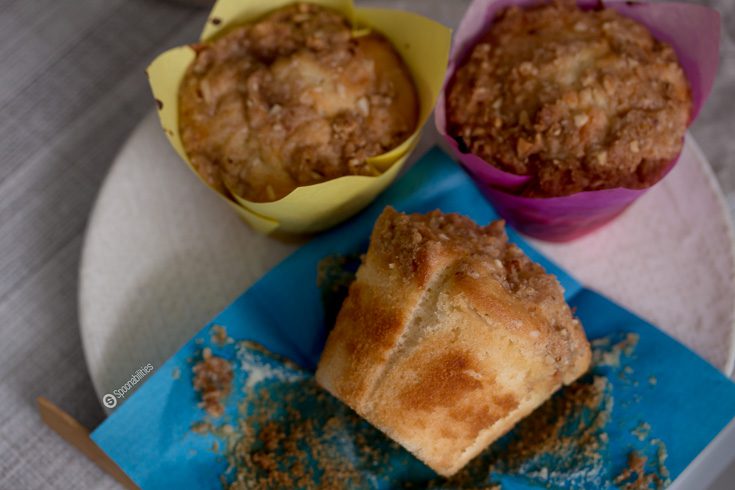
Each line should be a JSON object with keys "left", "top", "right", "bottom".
{"left": 686, "top": 136, "right": 735, "bottom": 375}
{"left": 78, "top": 116, "right": 156, "bottom": 402}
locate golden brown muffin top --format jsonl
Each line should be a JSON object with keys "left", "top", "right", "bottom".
{"left": 179, "top": 3, "right": 418, "bottom": 202}
{"left": 373, "top": 208, "right": 583, "bottom": 350}
{"left": 447, "top": 0, "right": 691, "bottom": 197}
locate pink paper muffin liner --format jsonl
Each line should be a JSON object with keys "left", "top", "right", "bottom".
{"left": 436, "top": 0, "right": 720, "bottom": 241}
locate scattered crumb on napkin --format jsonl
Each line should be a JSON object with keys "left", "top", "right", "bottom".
{"left": 187, "top": 257, "right": 670, "bottom": 489}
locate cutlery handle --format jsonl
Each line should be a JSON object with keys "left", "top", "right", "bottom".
{"left": 36, "top": 397, "right": 139, "bottom": 490}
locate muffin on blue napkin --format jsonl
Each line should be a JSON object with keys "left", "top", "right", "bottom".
{"left": 316, "top": 207, "right": 591, "bottom": 476}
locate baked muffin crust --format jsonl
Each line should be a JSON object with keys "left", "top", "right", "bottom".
{"left": 179, "top": 3, "right": 418, "bottom": 202}
{"left": 447, "top": 0, "right": 691, "bottom": 196}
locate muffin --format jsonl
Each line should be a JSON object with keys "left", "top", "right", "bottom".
{"left": 316, "top": 207, "right": 591, "bottom": 476}
{"left": 446, "top": 0, "right": 691, "bottom": 197}
{"left": 179, "top": 2, "right": 418, "bottom": 202}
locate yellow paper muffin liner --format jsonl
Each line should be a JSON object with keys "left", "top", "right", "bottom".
{"left": 147, "top": 0, "right": 451, "bottom": 234}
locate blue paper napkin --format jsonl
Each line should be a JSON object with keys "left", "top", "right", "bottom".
{"left": 91, "top": 148, "right": 735, "bottom": 489}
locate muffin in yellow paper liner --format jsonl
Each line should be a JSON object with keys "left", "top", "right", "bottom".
{"left": 147, "top": 0, "right": 451, "bottom": 234}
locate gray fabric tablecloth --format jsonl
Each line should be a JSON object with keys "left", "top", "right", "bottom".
{"left": 0, "top": 1, "right": 733, "bottom": 488}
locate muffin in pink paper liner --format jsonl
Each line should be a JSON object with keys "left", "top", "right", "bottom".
{"left": 435, "top": 0, "right": 720, "bottom": 242}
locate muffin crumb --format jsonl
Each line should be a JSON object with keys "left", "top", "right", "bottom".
{"left": 192, "top": 348, "right": 233, "bottom": 417}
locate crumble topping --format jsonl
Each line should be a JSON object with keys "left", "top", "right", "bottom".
{"left": 447, "top": 0, "right": 690, "bottom": 196}
{"left": 179, "top": 3, "right": 417, "bottom": 202}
